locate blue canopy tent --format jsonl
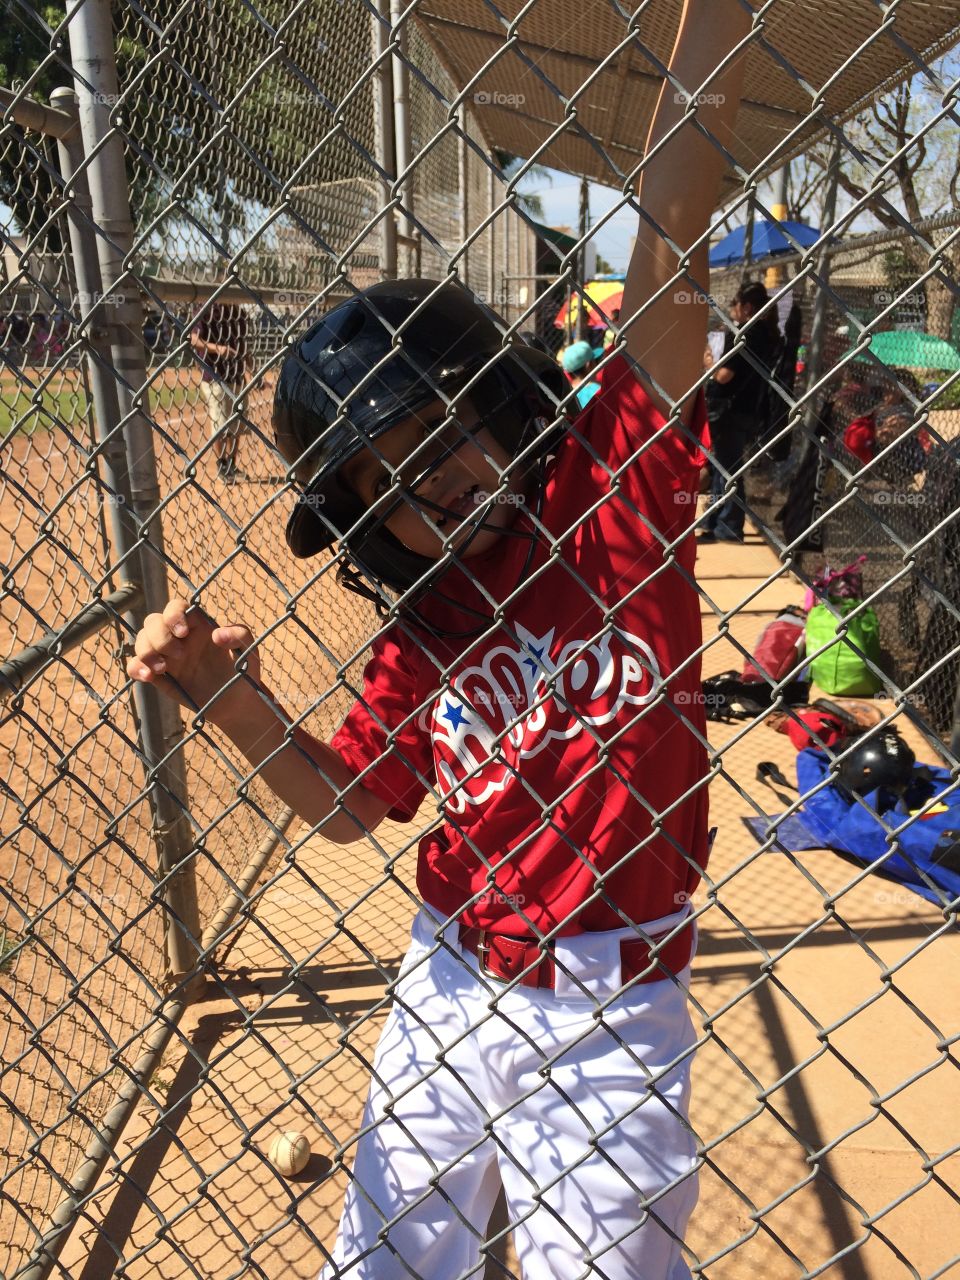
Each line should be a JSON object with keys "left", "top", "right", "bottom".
{"left": 709, "top": 219, "right": 821, "bottom": 267}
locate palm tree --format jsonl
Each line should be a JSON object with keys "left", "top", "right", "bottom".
{"left": 494, "top": 151, "right": 552, "bottom": 221}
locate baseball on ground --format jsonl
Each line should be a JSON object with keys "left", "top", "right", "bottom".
{"left": 268, "top": 1130, "right": 311, "bottom": 1176}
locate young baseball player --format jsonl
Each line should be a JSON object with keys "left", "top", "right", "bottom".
{"left": 129, "top": 2, "right": 751, "bottom": 1275}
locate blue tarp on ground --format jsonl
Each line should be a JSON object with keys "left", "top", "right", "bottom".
{"left": 743, "top": 749, "right": 960, "bottom": 907}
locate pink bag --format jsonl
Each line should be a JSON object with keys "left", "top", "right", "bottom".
{"left": 803, "top": 555, "right": 867, "bottom": 610}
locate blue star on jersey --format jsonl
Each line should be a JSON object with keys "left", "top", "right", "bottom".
{"left": 441, "top": 699, "right": 470, "bottom": 730}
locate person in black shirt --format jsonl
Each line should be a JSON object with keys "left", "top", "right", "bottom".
{"left": 700, "top": 282, "right": 779, "bottom": 542}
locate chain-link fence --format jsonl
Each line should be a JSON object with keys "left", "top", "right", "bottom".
{"left": 1, "top": 0, "right": 959, "bottom": 1276}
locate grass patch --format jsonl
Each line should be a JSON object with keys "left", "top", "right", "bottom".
{"left": 0, "top": 927, "right": 20, "bottom": 973}
{"left": 1, "top": 372, "right": 194, "bottom": 439}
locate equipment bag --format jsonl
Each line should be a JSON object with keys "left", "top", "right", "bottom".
{"left": 805, "top": 597, "right": 882, "bottom": 696}
{"left": 742, "top": 606, "right": 806, "bottom": 683}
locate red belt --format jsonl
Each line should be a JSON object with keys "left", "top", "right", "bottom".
{"left": 457, "top": 925, "right": 693, "bottom": 990}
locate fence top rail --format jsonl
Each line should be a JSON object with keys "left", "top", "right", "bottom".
{"left": 0, "top": 85, "right": 78, "bottom": 141}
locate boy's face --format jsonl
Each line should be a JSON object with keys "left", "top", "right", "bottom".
{"left": 341, "top": 397, "right": 530, "bottom": 559}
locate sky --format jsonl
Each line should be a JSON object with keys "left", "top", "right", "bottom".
{"left": 517, "top": 173, "right": 641, "bottom": 274}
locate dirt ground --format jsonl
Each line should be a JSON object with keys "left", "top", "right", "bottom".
{"left": 0, "top": 368, "right": 376, "bottom": 1276}
{"left": 42, "top": 528, "right": 960, "bottom": 1280}
{"left": 2, "top": 377, "right": 958, "bottom": 1278}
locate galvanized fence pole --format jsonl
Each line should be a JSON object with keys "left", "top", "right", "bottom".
{"left": 48, "top": 88, "right": 129, "bottom": 583}
{"left": 802, "top": 134, "right": 842, "bottom": 436}
{"left": 488, "top": 156, "right": 496, "bottom": 305}
{"left": 576, "top": 173, "right": 588, "bottom": 340}
{"left": 64, "top": 0, "right": 202, "bottom": 989}
{"left": 741, "top": 189, "right": 756, "bottom": 283}
{"left": 390, "top": 0, "right": 414, "bottom": 278}
{"left": 372, "top": 0, "right": 398, "bottom": 280}
{"left": 765, "top": 162, "right": 790, "bottom": 291}
{"left": 458, "top": 127, "right": 469, "bottom": 289}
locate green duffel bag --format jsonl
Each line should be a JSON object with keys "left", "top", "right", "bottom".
{"left": 805, "top": 598, "right": 882, "bottom": 696}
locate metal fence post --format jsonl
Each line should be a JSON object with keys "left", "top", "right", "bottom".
{"left": 742, "top": 189, "right": 756, "bottom": 283}
{"left": 765, "top": 163, "right": 790, "bottom": 290}
{"left": 390, "top": 0, "right": 414, "bottom": 278}
{"left": 64, "top": 0, "right": 202, "bottom": 989}
{"left": 49, "top": 87, "right": 127, "bottom": 580}
{"left": 802, "top": 135, "right": 841, "bottom": 435}
{"left": 487, "top": 157, "right": 497, "bottom": 307}
{"left": 372, "top": 0, "right": 398, "bottom": 280}
{"left": 502, "top": 205, "right": 510, "bottom": 321}
{"left": 576, "top": 174, "right": 588, "bottom": 340}
{"left": 459, "top": 127, "right": 469, "bottom": 289}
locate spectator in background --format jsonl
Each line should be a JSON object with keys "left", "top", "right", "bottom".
{"left": 561, "top": 340, "right": 603, "bottom": 410}
{"left": 842, "top": 368, "right": 927, "bottom": 475}
{"left": 603, "top": 307, "right": 622, "bottom": 351}
{"left": 190, "top": 303, "right": 249, "bottom": 483}
{"left": 700, "top": 282, "right": 779, "bottom": 543}
{"left": 839, "top": 382, "right": 880, "bottom": 465}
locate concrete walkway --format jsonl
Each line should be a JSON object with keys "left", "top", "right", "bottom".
{"left": 62, "top": 530, "right": 959, "bottom": 1279}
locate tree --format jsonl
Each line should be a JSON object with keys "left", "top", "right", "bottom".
{"left": 0, "top": 0, "right": 71, "bottom": 251}
{"left": 494, "top": 150, "right": 551, "bottom": 221}
{"left": 804, "top": 62, "right": 958, "bottom": 340}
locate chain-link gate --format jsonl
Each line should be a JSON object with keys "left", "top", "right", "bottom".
{"left": 1, "top": 0, "right": 959, "bottom": 1276}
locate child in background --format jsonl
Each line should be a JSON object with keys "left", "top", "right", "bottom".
{"left": 561, "top": 338, "right": 604, "bottom": 408}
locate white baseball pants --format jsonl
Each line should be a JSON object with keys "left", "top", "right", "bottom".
{"left": 319, "top": 906, "right": 699, "bottom": 1280}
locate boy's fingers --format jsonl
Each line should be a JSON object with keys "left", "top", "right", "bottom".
{"left": 212, "top": 625, "right": 255, "bottom": 650}
{"left": 162, "top": 597, "right": 191, "bottom": 637}
{"left": 143, "top": 613, "right": 178, "bottom": 652}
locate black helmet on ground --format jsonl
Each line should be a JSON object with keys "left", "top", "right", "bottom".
{"left": 836, "top": 727, "right": 916, "bottom": 796}
{"left": 272, "top": 279, "right": 568, "bottom": 628}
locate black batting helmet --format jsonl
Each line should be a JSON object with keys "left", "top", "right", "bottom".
{"left": 272, "top": 279, "right": 568, "bottom": 616}
{"left": 837, "top": 727, "right": 916, "bottom": 796}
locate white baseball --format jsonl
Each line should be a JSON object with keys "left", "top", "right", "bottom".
{"left": 268, "top": 1130, "right": 311, "bottom": 1176}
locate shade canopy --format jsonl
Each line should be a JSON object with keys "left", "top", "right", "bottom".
{"left": 709, "top": 219, "right": 821, "bottom": 267}
{"left": 856, "top": 330, "right": 960, "bottom": 374}
{"left": 415, "top": 0, "right": 960, "bottom": 187}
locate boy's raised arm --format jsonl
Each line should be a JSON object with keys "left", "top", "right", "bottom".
{"left": 621, "top": 0, "right": 752, "bottom": 426}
